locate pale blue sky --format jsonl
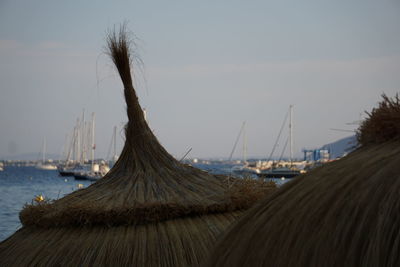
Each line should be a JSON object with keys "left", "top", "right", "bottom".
{"left": 0, "top": 0, "right": 399, "bottom": 159}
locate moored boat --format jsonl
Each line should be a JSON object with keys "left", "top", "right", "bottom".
{"left": 36, "top": 163, "right": 57, "bottom": 170}
{"left": 257, "top": 167, "right": 303, "bottom": 179}
{"left": 36, "top": 137, "right": 57, "bottom": 170}
{"left": 232, "top": 164, "right": 260, "bottom": 176}
{"left": 74, "top": 171, "right": 103, "bottom": 181}
{"left": 58, "top": 164, "right": 91, "bottom": 176}
{"left": 73, "top": 162, "right": 110, "bottom": 181}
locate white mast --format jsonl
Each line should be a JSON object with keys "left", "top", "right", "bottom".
{"left": 113, "top": 125, "right": 117, "bottom": 161}
{"left": 75, "top": 118, "right": 80, "bottom": 163}
{"left": 80, "top": 110, "right": 85, "bottom": 164}
{"left": 91, "top": 112, "right": 95, "bottom": 167}
{"left": 242, "top": 121, "right": 247, "bottom": 164}
{"left": 72, "top": 127, "right": 76, "bottom": 162}
{"left": 66, "top": 130, "right": 74, "bottom": 163}
{"left": 42, "top": 137, "right": 46, "bottom": 163}
{"left": 86, "top": 121, "right": 90, "bottom": 162}
{"left": 61, "top": 134, "right": 69, "bottom": 161}
{"left": 289, "top": 105, "right": 294, "bottom": 167}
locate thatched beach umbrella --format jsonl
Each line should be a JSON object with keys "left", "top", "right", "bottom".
{"left": 206, "top": 94, "right": 400, "bottom": 267}
{"left": 0, "top": 27, "right": 275, "bottom": 267}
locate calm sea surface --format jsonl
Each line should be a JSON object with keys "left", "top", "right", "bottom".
{"left": 0, "top": 164, "right": 283, "bottom": 241}
{"left": 0, "top": 166, "right": 93, "bottom": 241}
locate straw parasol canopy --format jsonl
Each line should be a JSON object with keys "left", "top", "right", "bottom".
{"left": 0, "top": 26, "right": 275, "bottom": 267}
{"left": 206, "top": 94, "right": 400, "bottom": 267}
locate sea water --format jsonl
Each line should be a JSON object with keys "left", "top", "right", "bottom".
{"left": 0, "top": 164, "right": 285, "bottom": 241}
{"left": 0, "top": 166, "right": 92, "bottom": 241}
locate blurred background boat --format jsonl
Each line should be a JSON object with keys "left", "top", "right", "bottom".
{"left": 36, "top": 137, "right": 57, "bottom": 170}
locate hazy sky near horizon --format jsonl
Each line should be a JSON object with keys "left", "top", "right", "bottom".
{"left": 0, "top": 0, "right": 399, "bottom": 159}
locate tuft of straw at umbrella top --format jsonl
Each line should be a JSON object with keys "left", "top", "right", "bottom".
{"left": 206, "top": 93, "right": 400, "bottom": 267}
{"left": 0, "top": 26, "right": 276, "bottom": 267}
{"left": 357, "top": 93, "right": 400, "bottom": 146}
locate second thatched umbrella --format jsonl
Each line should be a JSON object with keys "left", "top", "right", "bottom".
{"left": 206, "top": 94, "right": 400, "bottom": 267}
{"left": 0, "top": 27, "right": 275, "bottom": 267}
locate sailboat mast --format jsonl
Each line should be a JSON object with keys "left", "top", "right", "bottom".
{"left": 66, "top": 130, "right": 74, "bottom": 162}
{"left": 60, "top": 134, "right": 68, "bottom": 161}
{"left": 289, "top": 105, "right": 294, "bottom": 167}
{"left": 242, "top": 121, "right": 247, "bottom": 164}
{"left": 91, "top": 112, "right": 95, "bottom": 167}
{"left": 81, "top": 110, "right": 85, "bottom": 164}
{"left": 113, "top": 125, "right": 117, "bottom": 160}
{"left": 228, "top": 121, "right": 246, "bottom": 162}
{"left": 42, "top": 137, "right": 46, "bottom": 163}
{"left": 76, "top": 118, "right": 80, "bottom": 163}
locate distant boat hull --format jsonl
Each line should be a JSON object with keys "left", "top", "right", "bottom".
{"left": 59, "top": 170, "right": 75, "bottom": 176}
{"left": 73, "top": 173, "right": 89, "bottom": 180}
{"left": 74, "top": 172, "right": 103, "bottom": 181}
{"left": 232, "top": 165, "right": 260, "bottom": 176}
{"left": 257, "top": 170, "right": 301, "bottom": 179}
{"left": 58, "top": 164, "right": 91, "bottom": 177}
{"left": 36, "top": 164, "right": 58, "bottom": 170}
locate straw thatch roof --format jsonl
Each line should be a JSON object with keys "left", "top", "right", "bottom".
{"left": 206, "top": 94, "right": 400, "bottom": 267}
{"left": 357, "top": 93, "right": 400, "bottom": 146}
{"left": 0, "top": 27, "right": 275, "bottom": 267}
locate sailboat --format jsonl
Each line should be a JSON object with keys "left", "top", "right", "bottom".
{"left": 106, "top": 125, "right": 119, "bottom": 167}
{"left": 257, "top": 105, "right": 304, "bottom": 179}
{"left": 73, "top": 162, "right": 110, "bottom": 181}
{"left": 36, "top": 137, "right": 57, "bottom": 170}
{"left": 58, "top": 110, "right": 92, "bottom": 176}
{"left": 230, "top": 122, "right": 260, "bottom": 177}
{"left": 73, "top": 113, "right": 110, "bottom": 181}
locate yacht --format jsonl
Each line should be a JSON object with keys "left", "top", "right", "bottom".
{"left": 257, "top": 167, "right": 302, "bottom": 179}
{"left": 36, "top": 137, "right": 57, "bottom": 170}
{"left": 36, "top": 163, "right": 57, "bottom": 170}
{"left": 74, "top": 163, "right": 110, "bottom": 181}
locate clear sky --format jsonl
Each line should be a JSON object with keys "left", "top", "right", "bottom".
{"left": 0, "top": 0, "right": 399, "bottom": 159}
